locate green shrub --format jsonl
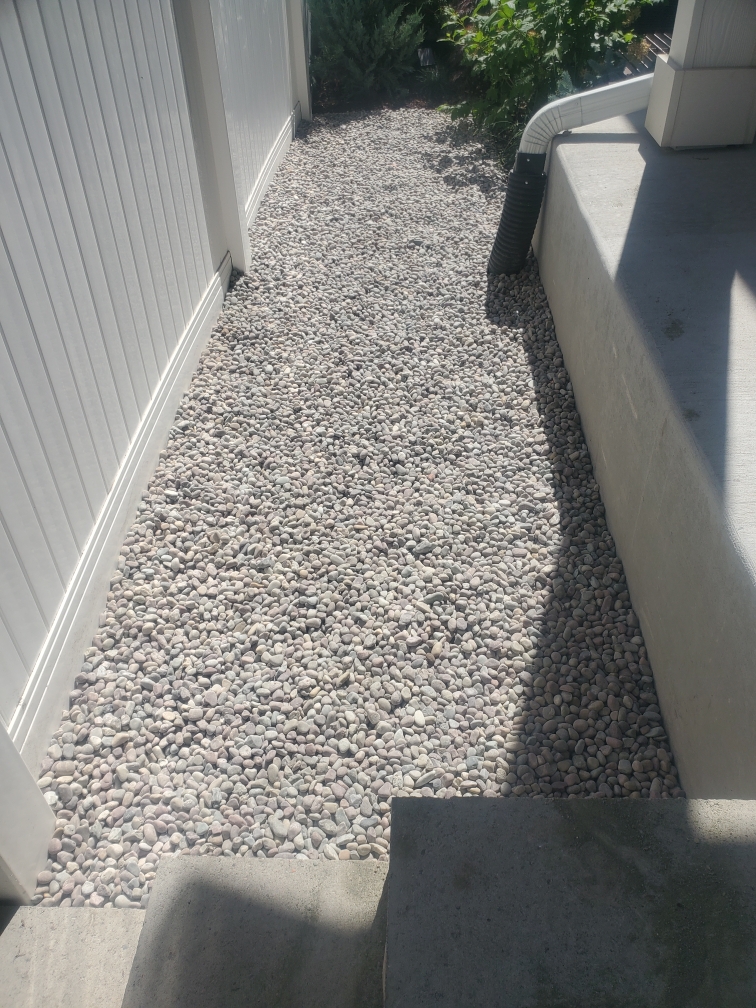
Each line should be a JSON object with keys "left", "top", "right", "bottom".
{"left": 443, "top": 0, "right": 660, "bottom": 136}
{"left": 310, "top": 0, "right": 426, "bottom": 105}
{"left": 407, "top": 0, "right": 453, "bottom": 46}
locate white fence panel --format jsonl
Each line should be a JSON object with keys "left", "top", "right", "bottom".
{"left": 211, "top": 0, "right": 295, "bottom": 230}
{"left": 0, "top": 0, "right": 308, "bottom": 902}
{"left": 0, "top": 0, "right": 214, "bottom": 732}
{"left": 0, "top": 0, "right": 306, "bottom": 776}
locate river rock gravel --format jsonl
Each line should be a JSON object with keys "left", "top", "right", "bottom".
{"left": 33, "top": 107, "right": 682, "bottom": 909}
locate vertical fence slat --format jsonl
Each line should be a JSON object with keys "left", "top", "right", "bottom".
{"left": 0, "top": 0, "right": 301, "bottom": 758}
{"left": 0, "top": 0, "right": 215, "bottom": 714}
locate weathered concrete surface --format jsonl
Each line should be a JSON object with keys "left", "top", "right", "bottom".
{"left": 533, "top": 113, "right": 756, "bottom": 797}
{"left": 123, "top": 857, "right": 388, "bottom": 1008}
{"left": 386, "top": 798, "right": 756, "bottom": 1008}
{"left": 0, "top": 906, "right": 144, "bottom": 1008}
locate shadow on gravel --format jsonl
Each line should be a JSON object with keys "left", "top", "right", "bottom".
{"left": 295, "top": 110, "right": 508, "bottom": 203}
{"left": 480, "top": 259, "right": 681, "bottom": 801}
{"left": 121, "top": 863, "right": 387, "bottom": 1008}
{"left": 420, "top": 120, "right": 508, "bottom": 198}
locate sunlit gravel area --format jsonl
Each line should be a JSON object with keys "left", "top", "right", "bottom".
{"left": 34, "top": 108, "right": 682, "bottom": 909}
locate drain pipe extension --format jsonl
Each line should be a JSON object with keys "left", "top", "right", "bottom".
{"left": 488, "top": 74, "right": 654, "bottom": 276}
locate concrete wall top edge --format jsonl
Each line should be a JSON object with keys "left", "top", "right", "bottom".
{"left": 550, "top": 113, "right": 756, "bottom": 569}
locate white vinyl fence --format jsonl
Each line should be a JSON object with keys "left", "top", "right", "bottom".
{"left": 0, "top": 0, "right": 309, "bottom": 901}
{"left": 213, "top": 0, "right": 296, "bottom": 226}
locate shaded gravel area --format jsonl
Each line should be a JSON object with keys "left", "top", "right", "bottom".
{"left": 34, "top": 108, "right": 681, "bottom": 909}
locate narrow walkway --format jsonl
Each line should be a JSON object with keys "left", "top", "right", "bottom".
{"left": 35, "top": 108, "right": 681, "bottom": 910}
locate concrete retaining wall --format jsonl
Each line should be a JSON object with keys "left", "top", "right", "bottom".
{"left": 534, "top": 112, "right": 756, "bottom": 797}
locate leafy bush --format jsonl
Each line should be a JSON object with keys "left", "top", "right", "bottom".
{"left": 310, "top": 0, "right": 426, "bottom": 105}
{"left": 443, "top": 0, "right": 661, "bottom": 136}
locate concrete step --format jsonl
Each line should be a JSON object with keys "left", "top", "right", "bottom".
{"left": 1, "top": 858, "right": 387, "bottom": 1008}
{"left": 385, "top": 798, "right": 756, "bottom": 1008}
{"left": 123, "top": 858, "right": 387, "bottom": 1008}
{"left": 0, "top": 906, "right": 144, "bottom": 1008}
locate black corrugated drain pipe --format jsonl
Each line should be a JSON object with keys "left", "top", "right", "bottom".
{"left": 488, "top": 151, "right": 547, "bottom": 276}
{"left": 487, "top": 73, "right": 654, "bottom": 276}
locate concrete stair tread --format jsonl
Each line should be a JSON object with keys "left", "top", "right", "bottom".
{"left": 0, "top": 906, "right": 144, "bottom": 1008}
{"left": 1, "top": 858, "right": 387, "bottom": 1008}
{"left": 123, "top": 857, "right": 387, "bottom": 1008}
{"left": 385, "top": 798, "right": 756, "bottom": 1008}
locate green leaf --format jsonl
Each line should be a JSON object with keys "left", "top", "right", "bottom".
{"left": 440, "top": 0, "right": 660, "bottom": 138}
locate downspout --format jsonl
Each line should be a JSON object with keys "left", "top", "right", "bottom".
{"left": 488, "top": 73, "right": 654, "bottom": 276}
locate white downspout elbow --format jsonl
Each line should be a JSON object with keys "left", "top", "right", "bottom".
{"left": 489, "top": 74, "right": 653, "bottom": 275}
{"left": 519, "top": 73, "right": 654, "bottom": 154}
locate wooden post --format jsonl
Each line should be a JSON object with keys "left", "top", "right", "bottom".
{"left": 645, "top": 0, "right": 756, "bottom": 148}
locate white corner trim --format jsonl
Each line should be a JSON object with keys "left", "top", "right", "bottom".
{"left": 244, "top": 111, "right": 296, "bottom": 230}
{"left": 646, "top": 54, "right": 756, "bottom": 148}
{"left": 9, "top": 252, "right": 232, "bottom": 774}
{"left": 0, "top": 719, "right": 55, "bottom": 902}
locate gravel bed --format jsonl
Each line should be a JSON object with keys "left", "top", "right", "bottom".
{"left": 34, "top": 108, "right": 681, "bottom": 910}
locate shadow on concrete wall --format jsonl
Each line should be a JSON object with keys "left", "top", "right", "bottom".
{"left": 120, "top": 863, "right": 387, "bottom": 1008}
{"left": 386, "top": 797, "right": 756, "bottom": 1008}
{"left": 612, "top": 113, "right": 756, "bottom": 495}
{"left": 505, "top": 114, "right": 756, "bottom": 798}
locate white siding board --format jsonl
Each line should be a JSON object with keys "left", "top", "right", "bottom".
{"left": 57, "top": 1, "right": 164, "bottom": 415}
{"left": 0, "top": 222, "right": 99, "bottom": 546}
{"left": 38, "top": 0, "right": 159, "bottom": 421}
{"left": 77, "top": 0, "right": 184, "bottom": 392}
{"left": 0, "top": 422, "right": 66, "bottom": 623}
{"left": 120, "top": 0, "right": 213, "bottom": 333}
{"left": 97, "top": 0, "right": 188, "bottom": 361}
{"left": 0, "top": 26, "right": 112, "bottom": 523}
{"left": 0, "top": 8, "right": 143, "bottom": 489}
{"left": 146, "top": 0, "right": 215, "bottom": 303}
{"left": 0, "top": 514, "right": 49, "bottom": 717}
{"left": 84, "top": 0, "right": 186, "bottom": 371}
{"left": 123, "top": 0, "right": 201, "bottom": 327}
